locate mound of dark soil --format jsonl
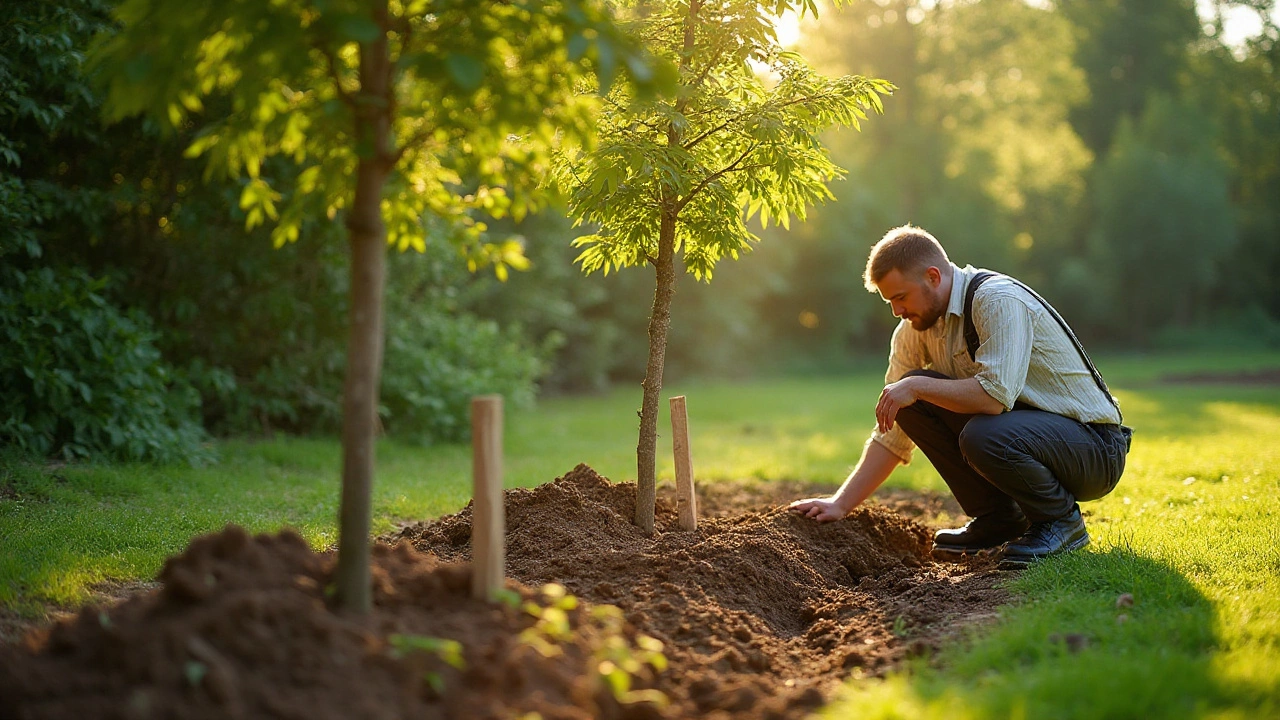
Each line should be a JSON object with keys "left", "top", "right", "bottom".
{"left": 0, "top": 526, "right": 654, "bottom": 720}
{"left": 395, "top": 465, "right": 1005, "bottom": 717}
{"left": 0, "top": 466, "right": 1006, "bottom": 720}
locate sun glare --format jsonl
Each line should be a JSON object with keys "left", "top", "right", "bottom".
{"left": 774, "top": 10, "right": 801, "bottom": 48}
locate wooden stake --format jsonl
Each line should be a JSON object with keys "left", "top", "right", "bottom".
{"left": 670, "top": 395, "right": 698, "bottom": 531}
{"left": 471, "top": 395, "right": 504, "bottom": 601}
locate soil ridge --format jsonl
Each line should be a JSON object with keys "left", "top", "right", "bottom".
{"left": 1, "top": 464, "right": 1006, "bottom": 719}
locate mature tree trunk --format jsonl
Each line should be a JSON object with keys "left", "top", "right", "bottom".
{"left": 636, "top": 211, "right": 678, "bottom": 535}
{"left": 334, "top": 2, "right": 392, "bottom": 615}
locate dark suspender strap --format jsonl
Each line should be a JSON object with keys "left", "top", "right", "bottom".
{"left": 963, "top": 271, "right": 1122, "bottom": 422}
{"left": 963, "top": 271, "right": 996, "bottom": 362}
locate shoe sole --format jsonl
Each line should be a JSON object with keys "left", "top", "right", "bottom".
{"left": 998, "top": 533, "right": 1090, "bottom": 570}
{"left": 932, "top": 544, "right": 1006, "bottom": 561}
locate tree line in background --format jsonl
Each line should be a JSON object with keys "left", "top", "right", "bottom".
{"left": 2, "top": 0, "right": 1278, "bottom": 464}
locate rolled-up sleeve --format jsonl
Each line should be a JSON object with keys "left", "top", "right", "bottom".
{"left": 972, "top": 291, "right": 1034, "bottom": 411}
{"left": 870, "top": 320, "right": 926, "bottom": 464}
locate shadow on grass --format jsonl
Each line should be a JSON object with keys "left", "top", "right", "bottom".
{"left": 832, "top": 543, "right": 1273, "bottom": 718}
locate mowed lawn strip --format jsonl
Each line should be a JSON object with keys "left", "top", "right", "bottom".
{"left": 823, "top": 361, "right": 1280, "bottom": 719}
{"left": 1, "top": 357, "right": 950, "bottom": 610}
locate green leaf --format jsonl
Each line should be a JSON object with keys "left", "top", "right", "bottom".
{"left": 625, "top": 53, "right": 654, "bottom": 84}
{"left": 493, "top": 588, "right": 522, "bottom": 609}
{"left": 184, "top": 661, "right": 207, "bottom": 687}
{"left": 596, "top": 39, "right": 618, "bottom": 94}
{"left": 333, "top": 13, "right": 381, "bottom": 43}
{"left": 600, "top": 661, "right": 631, "bottom": 696}
{"left": 446, "top": 54, "right": 485, "bottom": 91}
{"left": 568, "top": 33, "right": 589, "bottom": 61}
{"left": 388, "top": 634, "right": 466, "bottom": 670}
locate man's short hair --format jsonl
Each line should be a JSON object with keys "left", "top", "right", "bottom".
{"left": 863, "top": 225, "right": 950, "bottom": 292}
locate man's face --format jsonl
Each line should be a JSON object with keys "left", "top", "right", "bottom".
{"left": 876, "top": 267, "right": 948, "bottom": 331}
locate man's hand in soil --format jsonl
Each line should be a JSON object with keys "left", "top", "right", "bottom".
{"left": 790, "top": 443, "right": 901, "bottom": 523}
{"left": 788, "top": 497, "right": 850, "bottom": 523}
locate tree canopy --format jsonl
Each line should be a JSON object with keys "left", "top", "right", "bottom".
{"left": 93, "top": 0, "right": 670, "bottom": 269}
{"left": 559, "top": 0, "right": 893, "bottom": 282}
{"left": 554, "top": 0, "right": 893, "bottom": 532}
{"left": 90, "top": 0, "right": 670, "bottom": 613}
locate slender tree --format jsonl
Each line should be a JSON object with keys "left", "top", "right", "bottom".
{"left": 91, "top": 0, "right": 667, "bottom": 614}
{"left": 555, "top": 0, "right": 892, "bottom": 534}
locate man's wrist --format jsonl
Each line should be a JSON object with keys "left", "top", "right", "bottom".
{"left": 904, "top": 375, "right": 930, "bottom": 405}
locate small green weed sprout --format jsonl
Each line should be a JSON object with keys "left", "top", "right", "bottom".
{"left": 590, "top": 604, "right": 668, "bottom": 708}
{"left": 891, "top": 615, "right": 908, "bottom": 637}
{"left": 388, "top": 634, "right": 466, "bottom": 694}
{"left": 493, "top": 587, "right": 523, "bottom": 609}
{"left": 184, "top": 661, "right": 207, "bottom": 687}
{"left": 519, "top": 582, "right": 580, "bottom": 656}
{"left": 518, "top": 583, "right": 669, "bottom": 708}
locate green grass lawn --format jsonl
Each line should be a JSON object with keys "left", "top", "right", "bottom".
{"left": 2, "top": 351, "right": 1278, "bottom": 717}
{"left": 825, "top": 352, "right": 1280, "bottom": 719}
{"left": 0, "top": 352, "right": 955, "bottom": 610}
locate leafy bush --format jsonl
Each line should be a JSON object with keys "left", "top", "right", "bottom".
{"left": 380, "top": 256, "right": 547, "bottom": 443}
{"left": 140, "top": 232, "right": 353, "bottom": 438}
{"left": 0, "top": 265, "right": 209, "bottom": 463}
{"left": 131, "top": 228, "right": 550, "bottom": 444}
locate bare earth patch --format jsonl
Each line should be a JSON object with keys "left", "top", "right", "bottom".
{"left": 1, "top": 467, "right": 1005, "bottom": 719}
{"left": 0, "top": 580, "right": 161, "bottom": 646}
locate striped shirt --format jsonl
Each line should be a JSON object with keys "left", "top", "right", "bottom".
{"left": 871, "top": 263, "right": 1123, "bottom": 464}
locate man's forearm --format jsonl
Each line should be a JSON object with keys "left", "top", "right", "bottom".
{"left": 911, "top": 376, "right": 1005, "bottom": 416}
{"left": 831, "top": 440, "right": 903, "bottom": 512}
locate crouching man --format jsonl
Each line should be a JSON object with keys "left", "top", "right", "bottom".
{"left": 789, "top": 225, "right": 1132, "bottom": 567}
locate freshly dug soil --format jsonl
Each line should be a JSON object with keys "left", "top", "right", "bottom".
{"left": 0, "top": 466, "right": 1007, "bottom": 720}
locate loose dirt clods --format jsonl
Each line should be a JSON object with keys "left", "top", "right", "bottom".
{"left": 1, "top": 464, "right": 1008, "bottom": 719}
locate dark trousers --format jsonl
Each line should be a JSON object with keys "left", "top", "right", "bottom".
{"left": 894, "top": 370, "right": 1131, "bottom": 523}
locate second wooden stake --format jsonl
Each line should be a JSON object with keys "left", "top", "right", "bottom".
{"left": 669, "top": 395, "right": 698, "bottom": 531}
{"left": 471, "top": 394, "right": 504, "bottom": 601}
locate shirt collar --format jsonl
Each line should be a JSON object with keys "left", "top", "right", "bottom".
{"left": 945, "top": 262, "right": 975, "bottom": 318}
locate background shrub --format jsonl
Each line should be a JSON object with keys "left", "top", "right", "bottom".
{"left": 380, "top": 311, "right": 546, "bottom": 443}
{"left": 0, "top": 265, "right": 209, "bottom": 463}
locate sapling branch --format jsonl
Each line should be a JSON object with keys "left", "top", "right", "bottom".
{"left": 319, "top": 45, "right": 358, "bottom": 110}
{"left": 680, "top": 37, "right": 731, "bottom": 99}
{"left": 391, "top": 125, "right": 437, "bottom": 165}
{"left": 682, "top": 117, "right": 735, "bottom": 152}
{"left": 673, "top": 0, "right": 701, "bottom": 115}
{"left": 683, "top": 89, "right": 840, "bottom": 154}
{"left": 677, "top": 143, "right": 762, "bottom": 211}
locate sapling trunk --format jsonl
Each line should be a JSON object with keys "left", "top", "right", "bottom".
{"left": 634, "top": 0, "right": 696, "bottom": 534}
{"left": 335, "top": 199, "right": 387, "bottom": 615}
{"left": 636, "top": 212, "right": 678, "bottom": 535}
{"left": 334, "top": 6, "right": 392, "bottom": 615}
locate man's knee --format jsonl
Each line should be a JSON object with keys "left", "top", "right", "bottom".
{"left": 895, "top": 371, "right": 958, "bottom": 440}
{"left": 895, "top": 404, "right": 926, "bottom": 440}
{"left": 902, "top": 369, "right": 952, "bottom": 380}
{"left": 957, "top": 414, "right": 1008, "bottom": 467}
{"left": 895, "top": 395, "right": 940, "bottom": 432}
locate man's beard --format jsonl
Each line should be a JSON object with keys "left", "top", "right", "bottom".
{"left": 908, "top": 291, "right": 948, "bottom": 331}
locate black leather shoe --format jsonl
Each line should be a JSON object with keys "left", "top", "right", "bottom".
{"left": 1000, "top": 507, "right": 1089, "bottom": 568}
{"left": 933, "top": 512, "right": 1029, "bottom": 559}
